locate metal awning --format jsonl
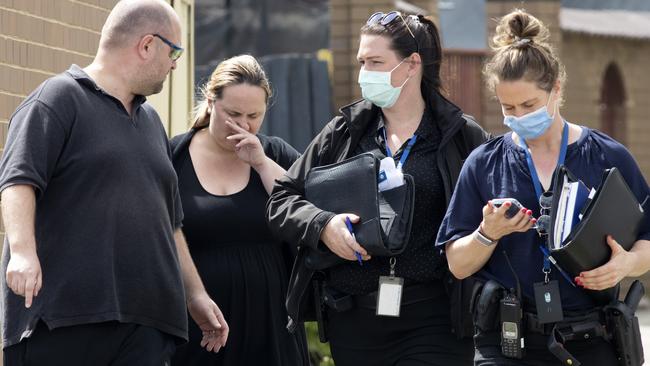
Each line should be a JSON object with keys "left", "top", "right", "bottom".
{"left": 560, "top": 8, "right": 650, "bottom": 39}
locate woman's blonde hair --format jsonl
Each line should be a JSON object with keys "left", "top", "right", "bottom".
{"left": 192, "top": 55, "right": 272, "bottom": 129}
{"left": 484, "top": 9, "right": 566, "bottom": 93}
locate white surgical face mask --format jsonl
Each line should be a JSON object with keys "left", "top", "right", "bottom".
{"left": 358, "top": 60, "right": 410, "bottom": 108}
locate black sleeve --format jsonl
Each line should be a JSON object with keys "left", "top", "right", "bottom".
{"left": 169, "top": 134, "right": 184, "bottom": 152}
{"left": 0, "top": 100, "right": 68, "bottom": 198}
{"left": 265, "top": 119, "right": 342, "bottom": 249}
{"left": 162, "top": 129, "right": 186, "bottom": 230}
{"left": 461, "top": 114, "right": 492, "bottom": 157}
{"left": 168, "top": 138, "right": 184, "bottom": 230}
{"left": 260, "top": 135, "right": 301, "bottom": 170}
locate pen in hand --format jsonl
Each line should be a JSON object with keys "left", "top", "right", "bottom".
{"left": 345, "top": 216, "right": 363, "bottom": 266}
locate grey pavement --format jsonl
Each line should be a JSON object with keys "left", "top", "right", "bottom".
{"left": 637, "top": 296, "right": 650, "bottom": 363}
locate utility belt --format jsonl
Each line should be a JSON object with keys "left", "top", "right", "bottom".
{"left": 473, "top": 279, "right": 645, "bottom": 366}
{"left": 523, "top": 309, "right": 605, "bottom": 336}
{"left": 313, "top": 281, "right": 444, "bottom": 342}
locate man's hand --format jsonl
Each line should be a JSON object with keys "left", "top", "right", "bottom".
{"left": 6, "top": 246, "right": 42, "bottom": 308}
{"left": 188, "top": 293, "right": 229, "bottom": 353}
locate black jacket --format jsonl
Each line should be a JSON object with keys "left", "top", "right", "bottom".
{"left": 266, "top": 92, "right": 490, "bottom": 332}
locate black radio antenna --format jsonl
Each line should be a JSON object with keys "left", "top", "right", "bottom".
{"left": 502, "top": 249, "right": 522, "bottom": 299}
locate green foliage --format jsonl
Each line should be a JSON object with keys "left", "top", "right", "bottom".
{"left": 305, "top": 321, "right": 335, "bottom": 366}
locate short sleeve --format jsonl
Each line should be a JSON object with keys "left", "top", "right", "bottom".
{"left": 436, "top": 149, "right": 486, "bottom": 248}
{"left": 0, "top": 100, "right": 68, "bottom": 198}
{"left": 261, "top": 135, "right": 301, "bottom": 170}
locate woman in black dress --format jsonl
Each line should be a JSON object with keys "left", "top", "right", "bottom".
{"left": 170, "top": 55, "right": 308, "bottom": 366}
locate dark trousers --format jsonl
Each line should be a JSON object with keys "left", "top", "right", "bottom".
{"left": 473, "top": 331, "right": 619, "bottom": 366}
{"left": 3, "top": 321, "right": 176, "bottom": 366}
{"left": 326, "top": 288, "right": 473, "bottom": 366}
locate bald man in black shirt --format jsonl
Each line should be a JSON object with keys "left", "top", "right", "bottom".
{"left": 0, "top": 1, "right": 228, "bottom": 364}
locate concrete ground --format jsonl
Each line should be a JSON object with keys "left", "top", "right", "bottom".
{"left": 637, "top": 297, "right": 650, "bottom": 363}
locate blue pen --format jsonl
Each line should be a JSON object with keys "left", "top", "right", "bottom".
{"left": 345, "top": 216, "right": 363, "bottom": 266}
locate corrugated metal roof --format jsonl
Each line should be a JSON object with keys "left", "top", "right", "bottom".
{"left": 438, "top": 0, "right": 487, "bottom": 50}
{"left": 562, "top": 0, "right": 650, "bottom": 12}
{"left": 560, "top": 8, "right": 650, "bottom": 39}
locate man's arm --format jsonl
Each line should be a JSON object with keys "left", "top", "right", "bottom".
{"left": 1, "top": 184, "right": 42, "bottom": 308}
{"left": 174, "top": 229, "right": 229, "bottom": 353}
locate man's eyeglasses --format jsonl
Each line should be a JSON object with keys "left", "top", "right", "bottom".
{"left": 153, "top": 34, "right": 184, "bottom": 61}
{"left": 366, "top": 11, "right": 419, "bottom": 53}
{"left": 535, "top": 191, "right": 553, "bottom": 236}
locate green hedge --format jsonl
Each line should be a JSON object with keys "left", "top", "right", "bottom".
{"left": 305, "top": 321, "right": 335, "bottom": 366}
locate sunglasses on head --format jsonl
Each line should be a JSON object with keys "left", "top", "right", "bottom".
{"left": 153, "top": 34, "right": 184, "bottom": 61}
{"left": 366, "top": 11, "right": 419, "bottom": 53}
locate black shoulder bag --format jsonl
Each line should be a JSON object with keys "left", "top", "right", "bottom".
{"left": 303, "top": 152, "right": 416, "bottom": 269}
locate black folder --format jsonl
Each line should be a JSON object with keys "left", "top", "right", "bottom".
{"left": 548, "top": 166, "right": 644, "bottom": 304}
{"left": 302, "top": 153, "right": 415, "bottom": 270}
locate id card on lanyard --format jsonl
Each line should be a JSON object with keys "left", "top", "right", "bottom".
{"left": 375, "top": 128, "right": 417, "bottom": 317}
{"left": 518, "top": 123, "right": 568, "bottom": 323}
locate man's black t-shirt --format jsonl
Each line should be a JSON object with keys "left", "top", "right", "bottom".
{"left": 0, "top": 65, "right": 187, "bottom": 347}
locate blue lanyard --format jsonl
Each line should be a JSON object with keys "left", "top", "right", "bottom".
{"left": 382, "top": 127, "right": 418, "bottom": 171}
{"left": 519, "top": 123, "right": 569, "bottom": 199}
{"left": 518, "top": 123, "right": 569, "bottom": 279}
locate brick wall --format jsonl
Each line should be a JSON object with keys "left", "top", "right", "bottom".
{"left": 561, "top": 32, "right": 650, "bottom": 178}
{"left": 330, "top": 0, "right": 438, "bottom": 109}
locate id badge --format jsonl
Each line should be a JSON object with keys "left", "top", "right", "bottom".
{"left": 376, "top": 275, "right": 404, "bottom": 317}
{"left": 534, "top": 280, "right": 564, "bottom": 324}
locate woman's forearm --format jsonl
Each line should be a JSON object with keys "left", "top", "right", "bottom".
{"left": 445, "top": 230, "right": 499, "bottom": 279}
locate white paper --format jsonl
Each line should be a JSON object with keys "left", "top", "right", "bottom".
{"left": 378, "top": 157, "right": 404, "bottom": 192}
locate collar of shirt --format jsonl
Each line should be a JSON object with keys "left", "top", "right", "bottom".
{"left": 375, "top": 108, "right": 438, "bottom": 152}
{"left": 67, "top": 64, "right": 147, "bottom": 107}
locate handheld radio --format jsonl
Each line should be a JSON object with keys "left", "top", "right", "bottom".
{"left": 500, "top": 250, "right": 525, "bottom": 359}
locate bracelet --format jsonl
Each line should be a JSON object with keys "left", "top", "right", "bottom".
{"left": 474, "top": 227, "right": 497, "bottom": 246}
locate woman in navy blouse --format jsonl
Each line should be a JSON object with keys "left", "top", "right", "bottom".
{"left": 437, "top": 9, "right": 650, "bottom": 365}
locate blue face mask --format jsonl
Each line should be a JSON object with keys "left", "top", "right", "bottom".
{"left": 358, "top": 60, "right": 410, "bottom": 109}
{"left": 503, "top": 92, "right": 557, "bottom": 140}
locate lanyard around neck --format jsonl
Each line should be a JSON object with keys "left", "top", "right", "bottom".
{"left": 382, "top": 127, "right": 417, "bottom": 171}
{"left": 518, "top": 123, "right": 569, "bottom": 282}
{"left": 518, "top": 123, "right": 569, "bottom": 199}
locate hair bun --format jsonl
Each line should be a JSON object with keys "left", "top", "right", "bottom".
{"left": 492, "top": 9, "right": 549, "bottom": 49}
